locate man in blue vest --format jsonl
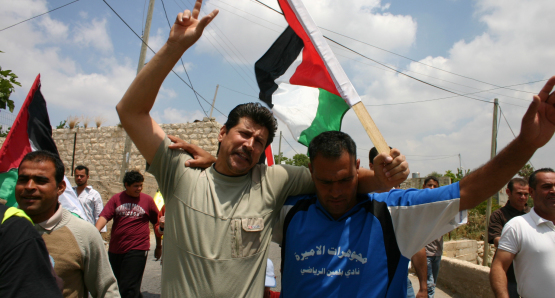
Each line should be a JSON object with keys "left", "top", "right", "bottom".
{"left": 272, "top": 76, "right": 555, "bottom": 297}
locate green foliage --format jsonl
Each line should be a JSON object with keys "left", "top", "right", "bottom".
{"left": 56, "top": 120, "right": 67, "bottom": 129}
{"left": 273, "top": 153, "right": 289, "bottom": 164}
{"left": 449, "top": 199, "right": 501, "bottom": 242}
{"left": 0, "top": 53, "right": 21, "bottom": 113}
{"left": 0, "top": 126, "right": 10, "bottom": 138}
{"left": 427, "top": 171, "right": 443, "bottom": 178}
{"left": 444, "top": 167, "right": 470, "bottom": 183}
{"left": 518, "top": 163, "right": 534, "bottom": 180}
{"left": 285, "top": 153, "right": 310, "bottom": 168}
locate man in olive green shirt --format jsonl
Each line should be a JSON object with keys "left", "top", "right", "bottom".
{"left": 116, "top": 1, "right": 409, "bottom": 296}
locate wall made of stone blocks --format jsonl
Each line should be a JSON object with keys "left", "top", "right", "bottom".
{"left": 0, "top": 117, "right": 222, "bottom": 186}
{"left": 437, "top": 256, "right": 494, "bottom": 298}
{"left": 399, "top": 176, "right": 452, "bottom": 189}
{"left": 443, "top": 240, "right": 478, "bottom": 263}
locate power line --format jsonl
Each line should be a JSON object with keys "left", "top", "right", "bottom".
{"left": 252, "top": 0, "right": 535, "bottom": 95}
{"left": 282, "top": 136, "right": 299, "bottom": 154}
{"left": 160, "top": 0, "right": 209, "bottom": 117}
{"left": 219, "top": 85, "right": 259, "bottom": 99}
{"left": 101, "top": 0, "right": 227, "bottom": 118}
{"left": 0, "top": 0, "right": 81, "bottom": 32}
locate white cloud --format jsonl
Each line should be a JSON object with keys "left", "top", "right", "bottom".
{"left": 339, "top": 0, "right": 555, "bottom": 176}
{"left": 73, "top": 18, "right": 113, "bottom": 52}
{"left": 151, "top": 108, "right": 206, "bottom": 124}
{"left": 194, "top": 0, "right": 416, "bottom": 66}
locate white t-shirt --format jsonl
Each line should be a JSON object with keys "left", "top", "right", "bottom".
{"left": 498, "top": 208, "right": 555, "bottom": 297}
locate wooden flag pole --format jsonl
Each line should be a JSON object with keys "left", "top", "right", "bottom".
{"left": 351, "top": 102, "right": 390, "bottom": 154}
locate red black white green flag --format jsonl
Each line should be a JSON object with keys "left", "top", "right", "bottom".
{"left": 0, "top": 75, "right": 85, "bottom": 219}
{"left": 255, "top": 0, "right": 362, "bottom": 147}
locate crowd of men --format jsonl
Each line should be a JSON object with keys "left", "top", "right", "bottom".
{"left": 1, "top": 1, "right": 555, "bottom": 297}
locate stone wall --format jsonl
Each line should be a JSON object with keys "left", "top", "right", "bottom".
{"left": 437, "top": 257, "right": 494, "bottom": 298}
{"left": 0, "top": 117, "right": 222, "bottom": 186}
{"left": 443, "top": 240, "right": 478, "bottom": 263}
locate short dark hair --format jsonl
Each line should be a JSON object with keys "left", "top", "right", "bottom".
{"left": 74, "top": 165, "right": 89, "bottom": 176}
{"left": 224, "top": 103, "right": 277, "bottom": 146}
{"left": 368, "top": 146, "right": 392, "bottom": 164}
{"left": 424, "top": 176, "right": 439, "bottom": 186}
{"left": 308, "top": 131, "right": 356, "bottom": 163}
{"left": 507, "top": 177, "right": 528, "bottom": 192}
{"left": 20, "top": 151, "right": 65, "bottom": 184}
{"left": 528, "top": 168, "right": 555, "bottom": 189}
{"left": 123, "top": 170, "right": 144, "bottom": 186}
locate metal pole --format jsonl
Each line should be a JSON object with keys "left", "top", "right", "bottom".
{"left": 459, "top": 153, "right": 462, "bottom": 170}
{"left": 71, "top": 131, "right": 77, "bottom": 176}
{"left": 120, "top": 0, "right": 156, "bottom": 181}
{"left": 277, "top": 131, "right": 282, "bottom": 165}
{"left": 484, "top": 98, "right": 499, "bottom": 266}
{"left": 209, "top": 84, "right": 219, "bottom": 118}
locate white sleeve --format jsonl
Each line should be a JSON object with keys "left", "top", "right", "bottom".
{"left": 384, "top": 185, "right": 467, "bottom": 258}
{"left": 93, "top": 191, "right": 106, "bottom": 233}
{"left": 498, "top": 222, "right": 520, "bottom": 255}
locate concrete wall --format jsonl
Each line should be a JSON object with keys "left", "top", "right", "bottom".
{"left": 437, "top": 257, "right": 494, "bottom": 298}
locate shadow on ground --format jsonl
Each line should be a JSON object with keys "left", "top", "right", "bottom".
{"left": 141, "top": 292, "right": 160, "bottom": 298}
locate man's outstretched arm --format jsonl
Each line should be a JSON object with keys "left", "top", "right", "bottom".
{"left": 116, "top": 1, "right": 218, "bottom": 164}
{"left": 459, "top": 76, "right": 555, "bottom": 210}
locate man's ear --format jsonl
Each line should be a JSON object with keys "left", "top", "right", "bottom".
{"left": 218, "top": 125, "right": 227, "bottom": 142}
{"left": 355, "top": 158, "right": 360, "bottom": 172}
{"left": 57, "top": 180, "right": 66, "bottom": 196}
{"left": 528, "top": 186, "right": 535, "bottom": 198}
{"left": 506, "top": 187, "right": 511, "bottom": 196}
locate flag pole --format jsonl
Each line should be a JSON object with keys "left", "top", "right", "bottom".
{"left": 351, "top": 102, "right": 389, "bottom": 154}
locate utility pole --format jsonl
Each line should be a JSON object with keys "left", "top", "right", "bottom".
{"left": 120, "top": 0, "right": 156, "bottom": 181}
{"left": 458, "top": 153, "right": 462, "bottom": 170}
{"left": 209, "top": 84, "right": 219, "bottom": 118}
{"left": 484, "top": 98, "right": 499, "bottom": 266}
{"left": 277, "top": 131, "right": 282, "bottom": 165}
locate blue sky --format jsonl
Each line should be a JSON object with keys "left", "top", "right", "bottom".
{"left": 2, "top": 0, "right": 555, "bottom": 177}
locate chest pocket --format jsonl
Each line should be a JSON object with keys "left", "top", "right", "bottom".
{"left": 230, "top": 217, "right": 264, "bottom": 258}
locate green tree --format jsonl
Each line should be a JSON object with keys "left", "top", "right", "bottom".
{"left": 444, "top": 168, "right": 470, "bottom": 183}
{"left": 273, "top": 153, "right": 289, "bottom": 165}
{"left": 0, "top": 52, "right": 21, "bottom": 113}
{"left": 285, "top": 153, "right": 310, "bottom": 168}
{"left": 427, "top": 171, "right": 443, "bottom": 178}
{"left": 518, "top": 163, "right": 534, "bottom": 180}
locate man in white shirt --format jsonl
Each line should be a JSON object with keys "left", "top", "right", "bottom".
{"left": 74, "top": 165, "right": 105, "bottom": 232}
{"left": 490, "top": 168, "right": 555, "bottom": 298}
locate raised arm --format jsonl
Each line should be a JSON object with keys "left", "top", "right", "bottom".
{"left": 359, "top": 148, "right": 409, "bottom": 193}
{"left": 116, "top": 0, "right": 218, "bottom": 164}
{"left": 458, "top": 76, "right": 555, "bottom": 210}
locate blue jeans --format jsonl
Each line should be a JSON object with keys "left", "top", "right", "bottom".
{"left": 427, "top": 255, "right": 442, "bottom": 298}
{"left": 406, "top": 277, "right": 415, "bottom": 298}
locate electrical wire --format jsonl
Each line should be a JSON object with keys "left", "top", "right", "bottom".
{"left": 160, "top": 0, "right": 209, "bottom": 116}
{"left": 0, "top": 0, "right": 81, "bottom": 32}
{"left": 252, "top": 0, "right": 536, "bottom": 95}
{"left": 219, "top": 85, "right": 259, "bottom": 99}
{"left": 101, "top": 0, "right": 228, "bottom": 118}
{"left": 282, "top": 136, "right": 299, "bottom": 154}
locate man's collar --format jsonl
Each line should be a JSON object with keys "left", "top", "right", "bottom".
{"left": 528, "top": 208, "right": 551, "bottom": 227}
{"left": 37, "top": 205, "right": 63, "bottom": 231}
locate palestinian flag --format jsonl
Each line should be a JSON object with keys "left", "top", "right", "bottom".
{"left": 0, "top": 75, "right": 85, "bottom": 219}
{"left": 255, "top": 0, "right": 362, "bottom": 147}
{"left": 258, "top": 145, "right": 275, "bottom": 166}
